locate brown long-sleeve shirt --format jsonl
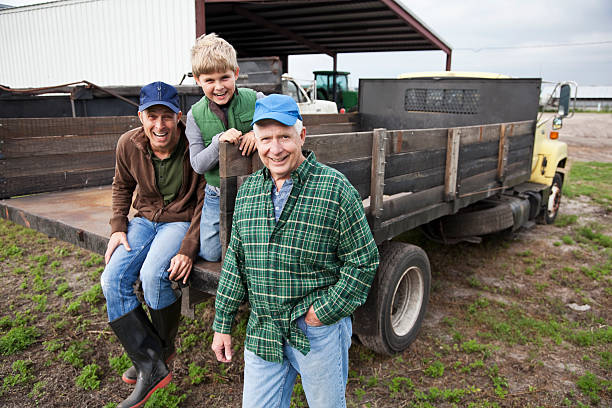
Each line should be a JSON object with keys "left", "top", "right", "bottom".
{"left": 110, "top": 122, "right": 205, "bottom": 259}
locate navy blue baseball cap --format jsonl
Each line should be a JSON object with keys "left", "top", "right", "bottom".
{"left": 139, "top": 81, "right": 180, "bottom": 113}
{"left": 251, "top": 94, "right": 303, "bottom": 126}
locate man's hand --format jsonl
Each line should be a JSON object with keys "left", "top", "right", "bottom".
{"left": 305, "top": 305, "right": 323, "bottom": 327}
{"left": 168, "top": 254, "right": 193, "bottom": 284}
{"left": 104, "top": 231, "right": 130, "bottom": 264}
{"left": 212, "top": 332, "right": 233, "bottom": 363}
{"left": 219, "top": 128, "right": 242, "bottom": 145}
{"left": 239, "top": 131, "right": 257, "bottom": 156}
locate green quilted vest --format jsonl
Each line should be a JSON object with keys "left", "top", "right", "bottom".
{"left": 191, "top": 88, "right": 257, "bottom": 187}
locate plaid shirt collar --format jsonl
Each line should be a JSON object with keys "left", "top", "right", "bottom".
{"left": 261, "top": 150, "right": 314, "bottom": 188}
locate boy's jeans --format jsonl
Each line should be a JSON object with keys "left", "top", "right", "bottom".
{"left": 199, "top": 183, "right": 221, "bottom": 262}
{"left": 242, "top": 316, "right": 352, "bottom": 408}
{"left": 101, "top": 217, "right": 189, "bottom": 321}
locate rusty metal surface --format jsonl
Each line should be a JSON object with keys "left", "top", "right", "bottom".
{"left": 0, "top": 185, "right": 119, "bottom": 238}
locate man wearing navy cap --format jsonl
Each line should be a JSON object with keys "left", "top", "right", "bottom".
{"left": 101, "top": 81, "right": 205, "bottom": 408}
{"left": 211, "top": 94, "right": 379, "bottom": 407}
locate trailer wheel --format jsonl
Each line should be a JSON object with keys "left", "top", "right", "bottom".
{"left": 357, "top": 242, "right": 431, "bottom": 355}
{"left": 538, "top": 172, "right": 563, "bottom": 224}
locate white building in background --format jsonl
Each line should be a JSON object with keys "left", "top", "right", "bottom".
{"left": 541, "top": 85, "right": 612, "bottom": 112}
{"left": 0, "top": 0, "right": 196, "bottom": 88}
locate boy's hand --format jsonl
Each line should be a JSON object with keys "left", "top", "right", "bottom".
{"left": 219, "top": 128, "right": 242, "bottom": 145}
{"left": 239, "top": 131, "right": 257, "bottom": 156}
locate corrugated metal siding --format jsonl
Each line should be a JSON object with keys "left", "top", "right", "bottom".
{"left": 0, "top": 0, "right": 195, "bottom": 87}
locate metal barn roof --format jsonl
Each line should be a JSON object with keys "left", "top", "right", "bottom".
{"left": 197, "top": 0, "right": 452, "bottom": 68}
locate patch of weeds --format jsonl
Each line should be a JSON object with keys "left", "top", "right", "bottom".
{"left": 75, "top": 364, "right": 100, "bottom": 390}
{"left": 43, "top": 339, "right": 63, "bottom": 353}
{"left": 358, "top": 347, "right": 375, "bottom": 363}
{"left": 79, "top": 283, "right": 103, "bottom": 305}
{"left": 59, "top": 341, "right": 89, "bottom": 368}
{"left": 89, "top": 266, "right": 105, "bottom": 281}
{"left": 28, "top": 380, "right": 47, "bottom": 400}
{"left": 524, "top": 266, "right": 534, "bottom": 275}
{"left": 188, "top": 362, "right": 209, "bottom": 385}
{"left": 535, "top": 282, "right": 549, "bottom": 292}
{"left": 488, "top": 364, "right": 508, "bottom": 398}
{"left": 177, "top": 333, "right": 200, "bottom": 354}
{"left": 570, "top": 326, "right": 612, "bottom": 347}
{"left": 555, "top": 214, "right": 578, "bottom": 227}
{"left": 12, "top": 266, "right": 25, "bottom": 275}
{"left": 467, "top": 275, "right": 483, "bottom": 289}
{"left": 32, "top": 294, "right": 47, "bottom": 312}
{"left": 1, "top": 359, "right": 35, "bottom": 395}
{"left": 564, "top": 161, "right": 612, "bottom": 210}
{"left": 576, "top": 371, "right": 610, "bottom": 405}
{"left": 1, "top": 243, "right": 24, "bottom": 259}
{"left": 580, "top": 261, "right": 611, "bottom": 281}
{"left": 83, "top": 253, "right": 104, "bottom": 267}
{"left": 103, "top": 404, "right": 118, "bottom": 408}
{"left": 518, "top": 249, "right": 533, "bottom": 257}
{"left": 561, "top": 235, "right": 574, "bottom": 245}
{"left": 66, "top": 300, "right": 82, "bottom": 315}
{"left": 467, "top": 297, "right": 489, "bottom": 314}
{"left": 143, "top": 382, "right": 187, "bottom": 408}
{"left": 461, "top": 339, "right": 492, "bottom": 359}
{"left": 388, "top": 376, "right": 414, "bottom": 398}
{"left": 54, "top": 282, "right": 70, "bottom": 297}
{"left": 0, "top": 325, "right": 40, "bottom": 355}
{"left": 461, "top": 359, "right": 485, "bottom": 373}
{"left": 354, "top": 387, "right": 366, "bottom": 402}
{"left": 577, "top": 226, "right": 612, "bottom": 248}
{"left": 108, "top": 352, "right": 132, "bottom": 376}
{"left": 424, "top": 360, "right": 445, "bottom": 378}
{"left": 599, "top": 351, "right": 612, "bottom": 370}
{"left": 49, "top": 260, "right": 61, "bottom": 269}
{"left": 54, "top": 246, "right": 70, "bottom": 257}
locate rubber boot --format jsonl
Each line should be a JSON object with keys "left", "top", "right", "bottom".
{"left": 122, "top": 296, "right": 181, "bottom": 385}
{"left": 110, "top": 306, "right": 171, "bottom": 408}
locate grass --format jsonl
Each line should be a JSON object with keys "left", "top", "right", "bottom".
{"left": 564, "top": 162, "right": 612, "bottom": 210}
{"left": 75, "top": 364, "right": 101, "bottom": 390}
{"left": 0, "top": 325, "right": 40, "bottom": 355}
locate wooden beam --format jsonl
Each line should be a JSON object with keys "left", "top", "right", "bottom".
{"left": 195, "top": 0, "right": 206, "bottom": 38}
{"left": 369, "top": 128, "right": 387, "bottom": 229}
{"left": 232, "top": 4, "right": 335, "bottom": 57}
{"left": 444, "top": 128, "right": 461, "bottom": 201}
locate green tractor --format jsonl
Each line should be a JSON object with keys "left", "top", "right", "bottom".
{"left": 313, "top": 70, "right": 358, "bottom": 111}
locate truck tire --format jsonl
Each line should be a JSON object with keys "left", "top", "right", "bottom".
{"left": 538, "top": 172, "right": 563, "bottom": 224}
{"left": 357, "top": 242, "right": 431, "bottom": 355}
{"left": 437, "top": 199, "right": 514, "bottom": 238}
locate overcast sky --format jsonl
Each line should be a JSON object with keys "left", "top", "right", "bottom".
{"left": 4, "top": 0, "right": 612, "bottom": 88}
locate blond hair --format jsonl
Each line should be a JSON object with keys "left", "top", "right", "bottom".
{"left": 191, "top": 33, "right": 238, "bottom": 78}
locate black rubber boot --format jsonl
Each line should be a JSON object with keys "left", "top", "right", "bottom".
{"left": 110, "top": 306, "right": 171, "bottom": 408}
{"left": 122, "top": 297, "right": 181, "bottom": 385}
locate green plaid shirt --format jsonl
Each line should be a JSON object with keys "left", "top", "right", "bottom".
{"left": 213, "top": 151, "right": 379, "bottom": 362}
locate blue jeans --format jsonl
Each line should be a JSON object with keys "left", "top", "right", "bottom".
{"left": 101, "top": 217, "right": 190, "bottom": 321}
{"left": 242, "top": 316, "right": 352, "bottom": 408}
{"left": 199, "top": 183, "right": 221, "bottom": 262}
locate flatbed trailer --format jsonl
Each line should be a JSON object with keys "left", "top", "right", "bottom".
{"left": 1, "top": 77, "right": 569, "bottom": 354}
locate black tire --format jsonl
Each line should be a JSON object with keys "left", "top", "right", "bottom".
{"left": 438, "top": 199, "right": 514, "bottom": 238}
{"left": 538, "top": 172, "right": 563, "bottom": 224}
{"left": 356, "top": 242, "right": 431, "bottom": 355}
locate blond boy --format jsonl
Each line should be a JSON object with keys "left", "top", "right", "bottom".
{"left": 186, "top": 33, "right": 264, "bottom": 262}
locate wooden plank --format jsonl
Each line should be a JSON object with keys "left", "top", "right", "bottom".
{"left": 1, "top": 168, "right": 114, "bottom": 199}
{"left": 304, "top": 131, "right": 373, "bottom": 164}
{"left": 385, "top": 167, "right": 445, "bottom": 196}
{"left": 0, "top": 116, "right": 140, "bottom": 138}
{"left": 380, "top": 186, "right": 445, "bottom": 222}
{"left": 302, "top": 112, "right": 359, "bottom": 125}
{"left": 388, "top": 128, "right": 448, "bottom": 153}
{"left": 1, "top": 133, "right": 120, "bottom": 158}
{"left": 2, "top": 151, "right": 115, "bottom": 177}
{"left": 508, "top": 132, "right": 535, "bottom": 151}
{"left": 497, "top": 124, "right": 509, "bottom": 182}
{"left": 385, "top": 149, "right": 446, "bottom": 178}
{"left": 369, "top": 129, "right": 387, "bottom": 228}
{"left": 444, "top": 128, "right": 461, "bottom": 201}
{"left": 460, "top": 156, "right": 498, "bottom": 180}
{"left": 307, "top": 122, "right": 358, "bottom": 135}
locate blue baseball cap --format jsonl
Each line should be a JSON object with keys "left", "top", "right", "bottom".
{"left": 251, "top": 94, "right": 303, "bottom": 126}
{"left": 139, "top": 81, "right": 180, "bottom": 113}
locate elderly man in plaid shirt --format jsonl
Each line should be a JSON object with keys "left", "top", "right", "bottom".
{"left": 211, "top": 94, "right": 379, "bottom": 408}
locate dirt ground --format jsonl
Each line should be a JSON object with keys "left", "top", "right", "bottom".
{"left": 0, "top": 113, "right": 611, "bottom": 407}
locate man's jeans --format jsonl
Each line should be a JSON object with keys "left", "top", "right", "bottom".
{"left": 242, "top": 316, "right": 352, "bottom": 408}
{"left": 199, "top": 183, "right": 221, "bottom": 262}
{"left": 101, "top": 217, "right": 189, "bottom": 322}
